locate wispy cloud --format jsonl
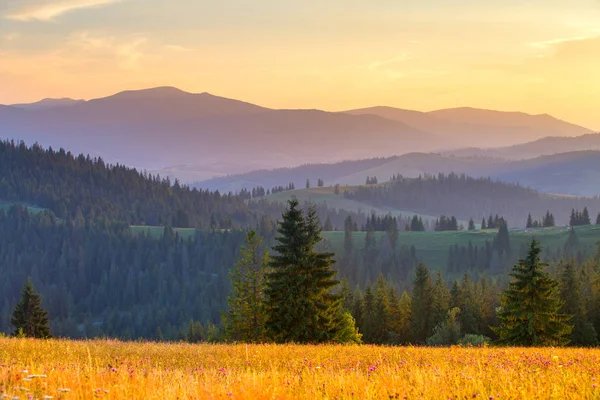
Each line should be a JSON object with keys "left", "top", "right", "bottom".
{"left": 5, "top": 0, "right": 123, "bottom": 21}
{"left": 368, "top": 53, "right": 413, "bottom": 71}
{"left": 66, "top": 31, "right": 148, "bottom": 70}
{"left": 528, "top": 35, "right": 595, "bottom": 48}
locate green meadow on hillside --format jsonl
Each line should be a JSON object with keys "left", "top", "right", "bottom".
{"left": 323, "top": 225, "right": 600, "bottom": 270}
{"left": 129, "top": 223, "right": 600, "bottom": 272}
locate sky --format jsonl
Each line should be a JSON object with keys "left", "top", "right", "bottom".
{"left": 0, "top": 0, "right": 599, "bottom": 129}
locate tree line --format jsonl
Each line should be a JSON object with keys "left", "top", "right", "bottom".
{"left": 344, "top": 173, "right": 600, "bottom": 227}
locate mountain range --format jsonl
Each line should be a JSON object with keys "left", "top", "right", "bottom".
{"left": 0, "top": 87, "right": 591, "bottom": 180}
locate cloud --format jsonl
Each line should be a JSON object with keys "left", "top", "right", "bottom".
{"left": 4, "top": 0, "right": 123, "bottom": 21}
{"left": 65, "top": 31, "right": 148, "bottom": 70}
{"left": 528, "top": 35, "right": 596, "bottom": 48}
{"left": 368, "top": 53, "right": 413, "bottom": 71}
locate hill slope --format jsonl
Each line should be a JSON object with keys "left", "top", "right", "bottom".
{"left": 198, "top": 150, "right": 600, "bottom": 196}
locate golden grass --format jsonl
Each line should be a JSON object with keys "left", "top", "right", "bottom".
{"left": 1, "top": 338, "right": 600, "bottom": 399}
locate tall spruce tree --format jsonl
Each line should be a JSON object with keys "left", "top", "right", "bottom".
{"left": 559, "top": 262, "right": 598, "bottom": 346}
{"left": 223, "top": 230, "right": 268, "bottom": 342}
{"left": 596, "top": 213, "right": 600, "bottom": 225}
{"left": 493, "top": 240, "right": 572, "bottom": 346}
{"left": 264, "top": 199, "right": 358, "bottom": 343}
{"left": 411, "top": 263, "right": 434, "bottom": 343}
{"left": 11, "top": 278, "right": 52, "bottom": 338}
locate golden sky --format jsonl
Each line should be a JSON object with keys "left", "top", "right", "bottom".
{"left": 1, "top": 0, "right": 599, "bottom": 129}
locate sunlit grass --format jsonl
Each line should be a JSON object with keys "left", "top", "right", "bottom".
{"left": 2, "top": 338, "right": 600, "bottom": 399}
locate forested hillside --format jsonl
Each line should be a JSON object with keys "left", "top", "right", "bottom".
{"left": 0, "top": 205, "right": 242, "bottom": 339}
{"left": 345, "top": 174, "right": 600, "bottom": 227}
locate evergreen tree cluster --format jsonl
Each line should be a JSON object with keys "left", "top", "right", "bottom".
{"left": 526, "top": 211, "right": 556, "bottom": 228}
{"left": 270, "top": 183, "right": 295, "bottom": 194}
{"left": 365, "top": 176, "right": 379, "bottom": 185}
{"left": 225, "top": 200, "right": 360, "bottom": 344}
{"left": 408, "top": 216, "right": 426, "bottom": 232}
{"left": 435, "top": 215, "right": 459, "bottom": 231}
{"left": 343, "top": 240, "right": 600, "bottom": 347}
{"left": 570, "top": 207, "right": 592, "bottom": 226}
{"left": 0, "top": 204, "right": 243, "bottom": 339}
{"left": 0, "top": 140, "right": 256, "bottom": 229}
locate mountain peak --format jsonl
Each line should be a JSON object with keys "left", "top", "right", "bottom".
{"left": 11, "top": 97, "right": 85, "bottom": 110}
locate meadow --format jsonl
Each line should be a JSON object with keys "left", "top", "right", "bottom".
{"left": 129, "top": 223, "right": 600, "bottom": 272}
{"left": 2, "top": 338, "right": 600, "bottom": 399}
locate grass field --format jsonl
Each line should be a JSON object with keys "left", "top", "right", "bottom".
{"left": 326, "top": 225, "right": 600, "bottom": 269}
{"left": 128, "top": 224, "right": 600, "bottom": 271}
{"left": 2, "top": 338, "right": 600, "bottom": 399}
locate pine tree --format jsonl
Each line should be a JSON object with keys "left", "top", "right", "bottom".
{"left": 344, "top": 216, "right": 354, "bottom": 255}
{"left": 559, "top": 263, "right": 598, "bottom": 346}
{"left": 582, "top": 207, "right": 591, "bottom": 225}
{"left": 411, "top": 263, "right": 434, "bottom": 343}
{"left": 468, "top": 218, "right": 475, "bottom": 231}
{"left": 323, "top": 216, "right": 333, "bottom": 231}
{"left": 526, "top": 213, "right": 533, "bottom": 229}
{"left": 493, "top": 240, "right": 572, "bottom": 346}
{"left": 596, "top": 212, "right": 600, "bottom": 225}
{"left": 264, "top": 199, "right": 358, "bottom": 343}
{"left": 223, "top": 230, "right": 268, "bottom": 342}
{"left": 481, "top": 218, "right": 487, "bottom": 230}
{"left": 11, "top": 278, "right": 52, "bottom": 338}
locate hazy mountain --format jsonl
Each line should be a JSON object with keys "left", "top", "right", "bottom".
{"left": 1, "top": 87, "right": 592, "bottom": 178}
{"left": 494, "top": 151, "right": 600, "bottom": 196}
{"left": 11, "top": 98, "right": 85, "bottom": 110}
{"left": 0, "top": 87, "right": 431, "bottom": 173}
{"left": 196, "top": 150, "right": 600, "bottom": 197}
{"left": 346, "top": 106, "right": 591, "bottom": 148}
{"left": 445, "top": 133, "right": 600, "bottom": 159}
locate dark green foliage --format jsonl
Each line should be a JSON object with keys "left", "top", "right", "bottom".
{"left": 596, "top": 213, "right": 600, "bottom": 225}
{"left": 494, "top": 240, "right": 573, "bottom": 346}
{"left": 264, "top": 200, "right": 357, "bottom": 343}
{"left": 11, "top": 278, "right": 52, "bottom": 338}
{"left": 559, "top": 262, "right": 598, "bottom": 346}
{"left": 223, "top": 230, "right": 269, "bottom": 343}
{"left": 0, "top": 204, "right": 243, "bottom": 339}
{"left": 411, "top": 263, "right": 435, "bottom": 343}
{"left": 0, "top": 140, "right": 256, "bottom": 229}
{"left": 426, "top": 307, "right": 462, "bottom": 346}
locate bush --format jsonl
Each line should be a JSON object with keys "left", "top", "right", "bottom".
{"left": 458, "top": 334, "right": 490, "bottom": 347}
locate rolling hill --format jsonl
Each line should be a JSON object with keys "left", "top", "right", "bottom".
{"left": 198, "top": 150, "right": 600, "bottom": 197}
{"left": 254, "top": 175, "right": 600, "bottom": 228}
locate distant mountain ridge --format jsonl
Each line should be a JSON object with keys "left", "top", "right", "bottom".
{"left": 444, "top": 133, "right": 600, "bottom": 159}
{"left": 0, "top": 86, "right": 592, "bottom": 178}
{"left": 11, "top": 98, "right": 85, "bottom": 110}
{"left": 346, "top": 106, "right": 590, "bottom": 148}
